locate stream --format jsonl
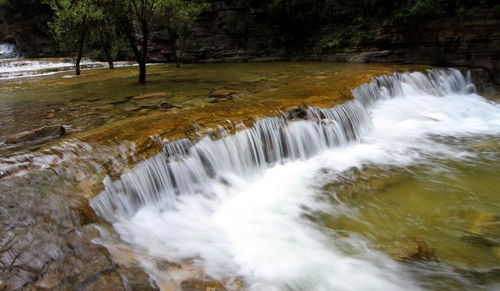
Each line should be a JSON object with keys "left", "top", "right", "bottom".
{"left": 0, "top": 59, "right": 499, "bottom": 290}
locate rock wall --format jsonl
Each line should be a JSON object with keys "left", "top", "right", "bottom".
{"left": 0, "top": 14, "right": 55, "bottom": 58}
{"left": 163, "top": 3, "right": 500, "bottom": 84}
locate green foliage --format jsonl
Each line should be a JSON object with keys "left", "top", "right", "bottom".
{"left": 265, "top": 0, "right": 324, "bottom": 50}
{"left": 389, "top": 0, "right": 444, "bottom": 25}
{"left": 163, "top": 0, "right": 209, "bottom": 65}
{"left": 356, "top": 30, "right": 368, "bottom": 46}
{"left": 224, "top": 10, "right": 247, "bottom": 37}
{"left": 46, "top": 0, "right": 103, "bottom": 54}
{"left": 386, "top": 0, "right": 497, "bottom": 26}
{"left": 0, "top": 0, "right": 52, "bottom": 31}
{"left": 320, "top": 26, "right": 351, "bottom": 51}
{"left": 164, "top": 0, "right": 209, "bottom": 38}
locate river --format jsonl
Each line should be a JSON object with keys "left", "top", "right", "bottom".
{"left": 0, "top": 59, "right": 499, "bottom": 290}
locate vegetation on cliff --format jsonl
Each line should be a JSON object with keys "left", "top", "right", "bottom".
{"left": 1, "top": 0, "right": 498, "bottom": 80}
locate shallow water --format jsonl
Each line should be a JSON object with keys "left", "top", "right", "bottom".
{"left": 0, "top": 62, "right": 405, "bottom": 150}
{"left": 1, "top": 61, "right": 499, "bottom": 290}
{"left": 91, "top": 69, "right": 500, "bottom": 290}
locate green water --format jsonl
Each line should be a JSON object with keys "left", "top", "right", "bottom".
{"left": 319, "top": 136, "right": 500, "bottom": 289}
{"left": 1, "top": 62, "right": 499, "bottom": 289}
{"left": 0, "top": 62, "right": 373, "bottom": 139}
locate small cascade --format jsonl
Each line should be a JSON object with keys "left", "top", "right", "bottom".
{"left": 0, "top": 42, "right": 21, "bottom": 59}
{"left": 0, "top": 57, "right": 105, "bottom": 79}
{"left": 91, "top": 68, "right": 475, "bottom": 223}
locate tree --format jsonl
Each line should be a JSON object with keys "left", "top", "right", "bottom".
{"left": 164, "top": 0, "right": 208, "bottom": 67}
{"left": 112, "top": 0, "right": 170, "bottom": 83}
{"left": 47, "top": 0, "right": 103, "bottom": 75}
{"left": 92, "top": 0, "right": 121, "bottom": 69}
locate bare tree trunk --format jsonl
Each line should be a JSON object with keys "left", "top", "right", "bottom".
{"left": 119, "top": 15, "right": 146, "bottom": 83}
{"left": 171, "top": 43, "right": 180, "bottom": 68}
{"left": 139, "top": 18, "right": 149, "bottom": 83}
{"left": 176, "top": 24, "right": 188, "bottom": 68}
{"left": 75, "top": 26, "right": 86, "bottom": 76}
{"left": 138, "top": 61, "right": 146, "bottom": 82}
{"left": 169, "top": 30, "right": 180, "bottom": 67}
{"left": 75, "top": 53, "right": 82, "bottom": 75}
{"left": 104, "top": 46, "right": 114, "bottom": 69}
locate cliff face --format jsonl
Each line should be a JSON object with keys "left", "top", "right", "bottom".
{"left": 0, "top": 14, "right": 55, "bottom": 58}
{"left": 342, "top": 12, "right": 500, "bottom": 84}
{"left": 156, "top": 4, "right": 499, "bottom": 84}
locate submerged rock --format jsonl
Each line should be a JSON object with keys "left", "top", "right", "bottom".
{"left": 387, "top": 238, "right": 435, "bottom": 262}
{"left": 467, "top": 212, "right": 500, "bottom": 242}
{"left": 4, "top": 125, "right": 66, "bottom": 144}
{"left": 208, "top": 88, "right": 240, "bottom": 103}
{"left": 132, "top": 92, "right": 169, "bottom": 100}
{"left": 209, "top": 88, "right": 238, "bottom": 98}
{"left": 159, "top": 101, "right": 179, "bottom": 111}
{"left": 286, "top": 106, "right": 308, "bottom": 120}
{"left": 180, "top": 278, "right": 225, "bottom": 291}
{"left": 461, "top": 234, "right": 499, "bottom": 248}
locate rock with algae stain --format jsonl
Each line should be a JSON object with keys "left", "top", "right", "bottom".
{"left": 387, "top": 238, "right": 435, "bottom": 262}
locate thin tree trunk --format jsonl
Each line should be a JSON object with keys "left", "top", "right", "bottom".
{"left": 119, "top": 16, "right": 144, "bottom": 82}
{"left": 171, "top": 44, "right": 180, "bottom": 68}
{"left": 104, "top": 46, "right": 114, "bottom": 69}
{"left": 168, "top": 29, "right": 180, "bottom": 68}
{"left": 139, "top": 18, "right": 149, "bottom": 83}
{"left": 75, "top": 25, "right": 86, "bottom": 76}
{"left": 177, "top": 24, "right": 188, "bottom": 68}
{"left": 138, "top": 60, "right": 146, "bottom": 83}
{"left": 75, "top": 53, "right": 82, "bottom": 75}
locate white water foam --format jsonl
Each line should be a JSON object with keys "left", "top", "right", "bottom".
{"left": 0, "top": 43, "right": 21, "bottom": 59}
{"left": 91, "top": 69, "right": 500, "bottom": 290}
{"left": 0, "top": 58, "right": 105, "bottom": 79}
{"left": 0, "top": 58, "right": 149, "bottom": 79}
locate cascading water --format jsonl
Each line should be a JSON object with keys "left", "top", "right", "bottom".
{"left": 0, "top": 58, "right": 105, "bottom": 79}
{"left": 0, "top": 42, "right": 21, "bottom": 59}
{"left": 91, "top": 69, "right": 500, "bottom": 290}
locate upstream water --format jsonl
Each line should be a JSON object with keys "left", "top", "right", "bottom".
{"left": 91, "top": 70, "right": 500, "bottom": 290}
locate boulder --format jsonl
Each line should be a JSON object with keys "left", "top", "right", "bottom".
{"left": 287, "top": 106, "right": 308, "bottom": 120}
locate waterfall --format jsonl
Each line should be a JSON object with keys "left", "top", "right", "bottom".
{"left": 90, "top": 69, "right": 475, "bottom": 223}
{"left": 89, "top": 68, "right": 500, "bottom": 290}
{"left": 0, "top": 42, "right": 21, "bottom": 59}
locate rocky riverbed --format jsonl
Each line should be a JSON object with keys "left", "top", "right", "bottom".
{"left": 1, "top": 63, "right": 499, "bottom": 290}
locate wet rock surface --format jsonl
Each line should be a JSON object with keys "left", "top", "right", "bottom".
{"left": 4, "top": 125, "right": 65, "bottom": 145}
{"left": 0, "top": 169, "right": 148, "bottom": 290}
{"left": 3, "top": 64, "right": 493, "bottom": 289}
{"left": 387, "top": 238, "right": 436, "bottom": 262}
